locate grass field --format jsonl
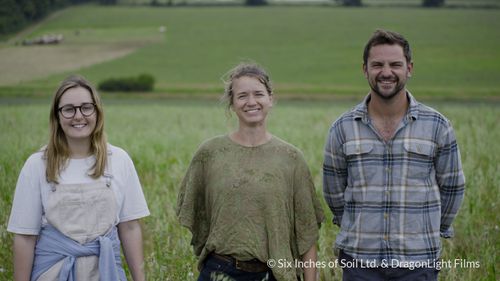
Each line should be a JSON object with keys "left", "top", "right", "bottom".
{"left": 0, "top": 4, "right": 499, "bottom": 98}
{"left": 0, "top": 99, "right": 498, "bottom": 280}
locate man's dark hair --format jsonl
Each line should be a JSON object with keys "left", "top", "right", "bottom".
{"left": 363, "top": 29, "right": 412, "bottom": 65}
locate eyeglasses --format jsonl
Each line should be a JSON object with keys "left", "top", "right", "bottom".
{"left": 58, "top": 103, "right": 96, "bottom": 119}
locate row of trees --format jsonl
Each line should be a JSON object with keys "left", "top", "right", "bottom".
{"left": 147, "top": 0, "right": 446, "bottom": 6}
{"left": 248, "top": 0, "right": 446, "bottom": 7}
{"left": 338, "top": 0, "right": 445, "bottom": 6}
{"left": 0, "top": 0, "right": 116, "bottom": 36}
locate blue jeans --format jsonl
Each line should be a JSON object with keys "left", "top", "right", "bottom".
{"left": 197, "top": 255, "right": 277, "bottom": 281}
{"left": 340, "top": 250, "right": 439, "bottom": 281}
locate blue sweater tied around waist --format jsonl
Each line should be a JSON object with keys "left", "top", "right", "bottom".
{"left": 31, "top": 225, "right": 126, "bottom": 281}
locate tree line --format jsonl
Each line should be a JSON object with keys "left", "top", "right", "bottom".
{"left": 0, "top": 0, "right": 117, "bottom": 36}
{"left": 336, "top": 0, "right": 445, "bottom": 6}
{"left": 246, "top": 0, "right": 445, "bottom": 7}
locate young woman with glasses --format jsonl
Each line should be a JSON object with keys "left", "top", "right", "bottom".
{"left": 8, "top": 75, "right": 150, "bottom": 281}
{"left": 177, "top": 63, "right": 324, "bottom": 281}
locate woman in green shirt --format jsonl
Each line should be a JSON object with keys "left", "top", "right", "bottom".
{"left": 177, "top": 63, "right": 324, "bottom": 281}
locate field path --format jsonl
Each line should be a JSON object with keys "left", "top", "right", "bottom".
{"left": 0, "top": 44, "right": 138, "bottom": 85}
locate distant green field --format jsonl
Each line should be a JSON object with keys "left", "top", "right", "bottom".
{"left": 0, "top": 100, "right": 498, "bottom": 280}
{"left": 0, "top": 4, "right": 499, "bottom": 99}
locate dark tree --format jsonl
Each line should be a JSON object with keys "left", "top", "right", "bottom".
{"left": 16, "top": 0, "right": 36, "bottom": 20}
{"left": 33, "top": 0, "right": 51, "bottom": 19}
{"left": 99, "top": 0, "right": 118, "bottom": 5}
{"left": 0, "top": 0, "right": 93, "bottom": 36}
{"left": 337, "top": 0, "right": 362, "bottom": 7}
{"left": 423, "top": 0, "right": 445, "bottom": 7}
{"left": 0, "top": 0, "right": 25, "bottom": 34}
{"left": 245, "top": 0, "right": 267, "bottom": 6}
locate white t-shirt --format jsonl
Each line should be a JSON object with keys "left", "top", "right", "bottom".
{"left": 7, "top": 144, "right": 150, "bottom": 235}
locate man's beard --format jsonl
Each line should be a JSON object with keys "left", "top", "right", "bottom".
{"left": 370, "top": 75, "right": 406, "bottom": 100}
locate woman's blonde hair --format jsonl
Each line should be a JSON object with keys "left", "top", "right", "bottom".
{"left": 45, "top": 75, "right": 107, "bottom": 183}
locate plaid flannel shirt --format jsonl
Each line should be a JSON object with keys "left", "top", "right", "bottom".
{"left": 323, "top": 92, "right": 465, "bottom": 265}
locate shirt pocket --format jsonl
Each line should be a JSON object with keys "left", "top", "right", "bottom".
{"left": 403, "top": 141, "right": 436, "bottom": 180}
{"left": 343, "top": 142, "right": 376, "bottom": 187}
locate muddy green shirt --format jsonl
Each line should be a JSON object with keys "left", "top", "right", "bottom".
{"left": 177, "top": 135, "right": 324, "bottom": 280}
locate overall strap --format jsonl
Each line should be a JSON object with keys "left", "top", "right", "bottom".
{"left": 103, "top": 146, "right": 113, "bottom": 187}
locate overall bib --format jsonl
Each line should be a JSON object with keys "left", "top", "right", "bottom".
{"left": 36, "top": 161, "right": 119, "bottom": 281}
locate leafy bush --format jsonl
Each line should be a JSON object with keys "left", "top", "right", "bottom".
{"left": 98, "top": 74, "right": 155, "bottom": 92}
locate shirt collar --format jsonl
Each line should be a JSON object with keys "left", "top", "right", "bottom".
{"left": 353, "top": 91, "right": 419, "bottom": 123}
